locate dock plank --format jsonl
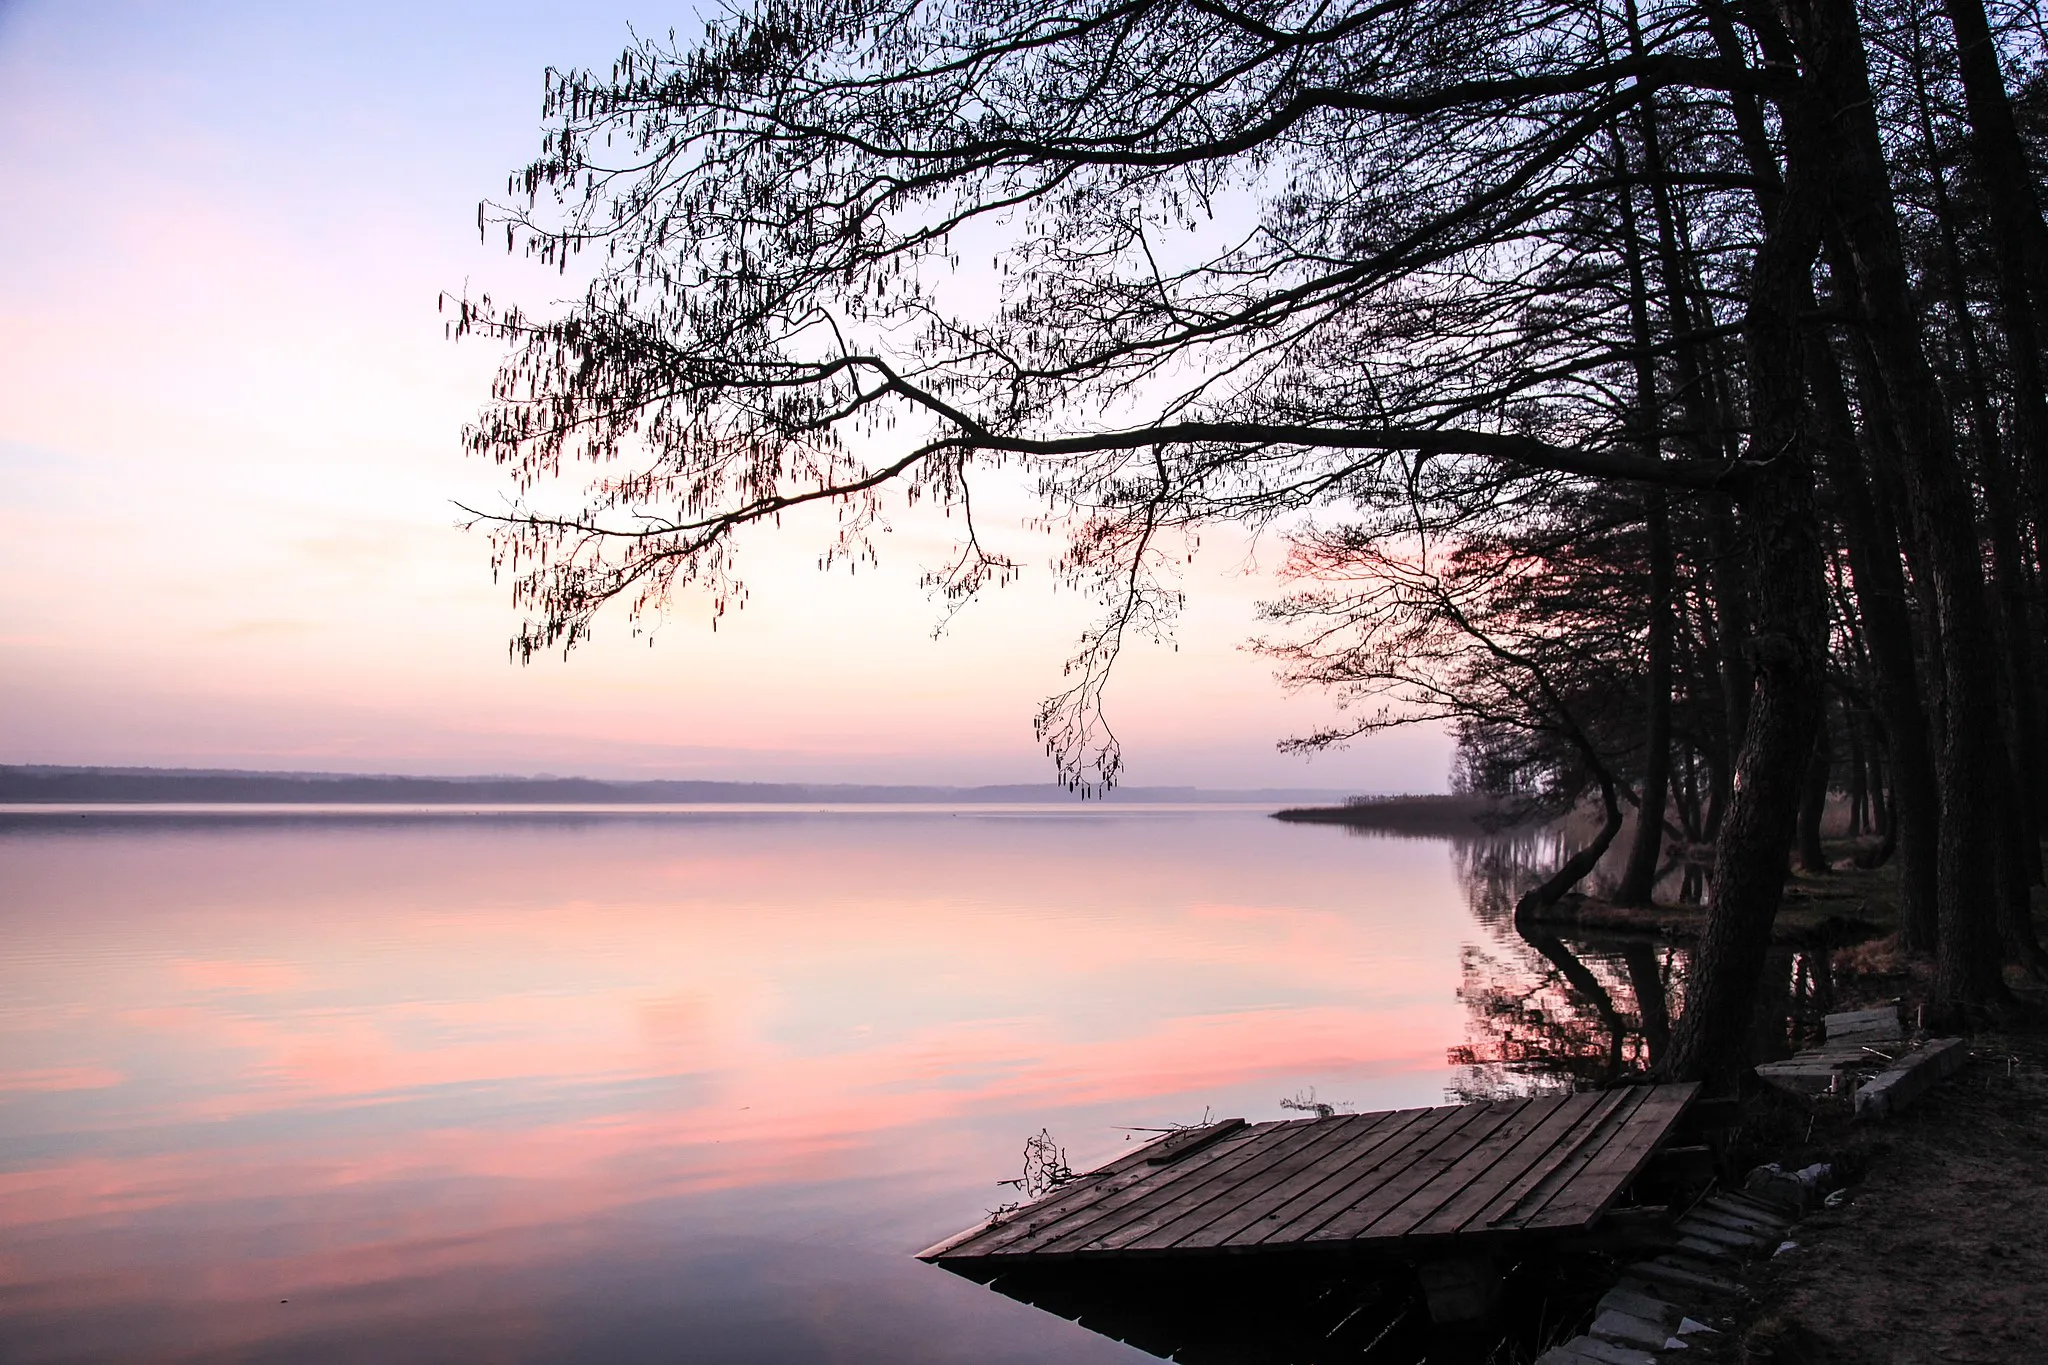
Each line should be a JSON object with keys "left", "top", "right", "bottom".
{"left": 1169, "top": 1107, "right": 1443, "bottom": 1251}
{"left": 1463, "top": 1089, "right": 1635, "bottom": 1231}
{"left": 1081, "top": 1114, "right": 1387, "bottom": 1252}
{"left": 1303, "top": 1100, "right": 1532, "bottom": 1243}
{"left": 1123, "top": 1108, "right": 1425, "bottom": 1252}
{"left": 1493, "top": 1088, "right": 1656, "bottom": 1231}
{"left": 1010, "top": 1121, "right": 1291, "bottom": 1256}
{"left": 1355, "top": 1092, "right": 1578, "bottom": 1241}
{"left": 1411, "top": 1091, "right": 1607, "bottom": 1237}
{"left": 1520, "top": 1084, "right": 1698, "bottom": 1230}
{"left": 1481, "top": 1087, "right": 1646, "bottom": 1229}
{"left": 936, "top": 1119, "right": 1255, "bottom": 1259}
{"left": 1256, "top": 1101, "right": 1501, "bottom": 1246}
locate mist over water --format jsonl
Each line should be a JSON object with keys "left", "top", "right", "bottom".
{"left": 0, "top": 808, "right": 1657, "bottom": 1362}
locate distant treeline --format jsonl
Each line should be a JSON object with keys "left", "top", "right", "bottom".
{"left": 1270, "top": 794, "right": 1532, "bottom": 834}
{"left": 0, "top": 766, "right": 1348, "bottom": 807}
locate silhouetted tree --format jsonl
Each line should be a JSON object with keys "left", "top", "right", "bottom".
{"left": 460, "top": 0, "right": 2048, "bottom": 1079}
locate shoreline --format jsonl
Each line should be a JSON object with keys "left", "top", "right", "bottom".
{"left": 1270, "top": 793, "right": 1533, "bottom": 835}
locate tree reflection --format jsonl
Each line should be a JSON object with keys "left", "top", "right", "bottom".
{"left": 1447, "top": 834, "right": 1684, "bottom": 1100}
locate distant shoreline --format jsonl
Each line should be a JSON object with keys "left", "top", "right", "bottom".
{"left": 1269, "top": 793, "right": 1531, "bottom": 833}
{"left": 0, "top": 765, "right": 1355, "bottom": 808}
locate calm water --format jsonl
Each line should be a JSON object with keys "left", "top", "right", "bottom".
{"left": 0, "top": 808, "right": 1665, "bottom": 1363}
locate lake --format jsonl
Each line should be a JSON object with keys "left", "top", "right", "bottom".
{"left": 0, "top": 807, "right": 1649, "bottom": 1362}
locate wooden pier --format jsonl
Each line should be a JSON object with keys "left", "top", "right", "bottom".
{"left": 920, "top": 1084, "right": 1699, "bottom": 1273}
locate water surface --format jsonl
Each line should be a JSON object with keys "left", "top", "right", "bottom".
{"left": 0, "top": 807, "right": 1637, "bottom": 1362}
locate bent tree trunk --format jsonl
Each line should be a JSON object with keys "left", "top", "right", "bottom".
{"left": 1514, "top": 774, "right": 1625, "bottom": 924}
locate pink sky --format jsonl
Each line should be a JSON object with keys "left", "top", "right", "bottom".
{"left": 0, "top": 0, "right": 1452, "bottom": 789}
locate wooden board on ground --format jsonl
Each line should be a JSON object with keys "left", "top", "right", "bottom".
{"left": 920, "top": 1084, "right": 1699, "bottom": 1267}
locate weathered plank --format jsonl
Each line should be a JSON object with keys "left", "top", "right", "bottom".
{"left": 1210, "top": 1103, "right": 1480, "bottom": 1251}
{"left": 1232, "top": 1103, "right": 1484, "bottom": 1246}
{"left": 1591, "top": 1308, "right": 1672, "bottom": 1351}
{"left": 1824, "top": 1006, "right": 1901, "bottom": 1043}
{"left": 1702, "top": 1192, "right": 1794, "bottom": 1230}
{"left": 1303, "top": 1100, "right": 1544, "bottom": 1243}
{"left": 1468, "top": 1088, "right": 1636, "bottom": 1229}
{"left": 1256, "top": 1101, "right": 1501, "bottom": 1245}
{"left": 1855, "top": 1037, "right": 1968, "bottom": 1120}
{"left": 1519, "top": 1083, "right": 1699, "bottom": 1230}
{"left": 936, "top": 1118, "right": 1262, "bottom": 1258}
{"left": 1483, "top": 1088, "right": 1648, "bottom": 1229}
{"left": 1142, "top": 1117, "right": 1251, "bottom": 1163}
{"left": 1125, "top": 1109, "right": 1425, "bottom": 1251}
{"left": 1412, "top": 1091, "right": 1610, "bottom": 1237}
{"left": 1597, "top": 1284, "right": 1681, "bottom": 1330}
{"left": 1019, "top": 1113, "right": 1302, "bottom": 1252}
{"left": 1002, "top": 1121, "right": 1287, "bottom": 1256}
{"left": 1341, "top": 1093, "right": 1577, "bottom": 1241}
{"left": 1069, "top": 1115, "right": 1379, "bottom": 1253}
{"left": 1166, "top": 1107, "right": 1445, "bottom": 1251}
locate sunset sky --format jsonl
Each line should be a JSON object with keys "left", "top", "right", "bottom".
{"left": 0, "top": 0, "right": 1451, "bottom": 789}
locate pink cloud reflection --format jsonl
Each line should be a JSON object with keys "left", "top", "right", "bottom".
{"left": 0, "top": 812, "right": 1478, "bottom": 1353}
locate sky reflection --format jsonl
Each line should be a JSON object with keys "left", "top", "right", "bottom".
{"left": 0, "top": 808, "right": 1482, "bottom": 1362}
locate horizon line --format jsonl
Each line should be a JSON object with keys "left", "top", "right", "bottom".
{"left": 0, "top": 764, "right": 1399, "bottom": 804}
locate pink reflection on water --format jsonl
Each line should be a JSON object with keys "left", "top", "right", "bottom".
{"left": 0, "top": 811, "right": 1476, "bottom": 1362}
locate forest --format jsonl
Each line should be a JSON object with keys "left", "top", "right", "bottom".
{"left": 451, "top": 0, "right": 2048, "bottom": 1083}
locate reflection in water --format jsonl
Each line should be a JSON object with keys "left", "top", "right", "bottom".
{"left": 0, "top": 808, "right": 1480, "bottom": 1364}
{"left": 1445, "top": 833, "right": 1686, "bottom": 1100}
{"left": 0, "top": 810, "right": 1757, "bottom": 1363}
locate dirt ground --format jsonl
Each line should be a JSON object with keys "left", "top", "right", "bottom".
{"left": 1716, "top": 991, "right": 2048, "bottom": 1364}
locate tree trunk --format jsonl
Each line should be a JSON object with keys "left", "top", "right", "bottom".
{"left": 1797, "top": 711, "right": 1832, "bottom": 875}
{"left": 1622, "top": 942, "right": 1671, "bottom": 1067}
{"left": 1942, "top": 0, "right": 2048, "bottom": 597}
{"left": 1782, "top": 0, "right": 2011, "bottom": 1020}
{"left": 1661, "top": 140, "right": 1827, "bottom": 1088}
{"left": 1845, "top": 717, "right": 1867, "bottom": 837}
{"left": 1805, "top": 314, "right": 1941, "bottom": 943}
{"left": 1514, "top": 775, "right": 1625, "bottom": 923}
{"left": 1864, "top": 711, "right": 1890, "bottom": 842}
{"left": 1612, "top": 125, "right": 1674, "bottom": 906}
{"left": 1615, "top": 498, "right": 1675, "bottom": 905}
{"left": 1908, "top": 14, "right": 2047, "bottom": 885}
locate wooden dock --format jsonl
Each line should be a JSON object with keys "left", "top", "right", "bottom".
{"left": 920, "top": 1084, "right": 1699, "bottom": 1271}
